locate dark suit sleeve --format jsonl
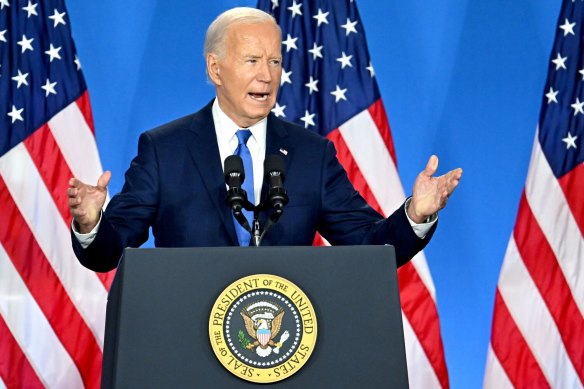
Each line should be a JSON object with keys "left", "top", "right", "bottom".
{"left": 317, "top": 140, "right": 435, "bottom": 267}
{"left": 72, "top": 132, "right": 159, "bottom": 272}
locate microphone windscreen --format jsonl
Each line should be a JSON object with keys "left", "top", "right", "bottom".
{"left": 264, "top": 154, "right": 286, "bottom": 180}
{"left": 224, "top": 155, "right": 245, "bottom": 182}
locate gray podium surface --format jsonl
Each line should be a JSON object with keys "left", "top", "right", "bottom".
{"left": 103, "top": 246, "right": 408, "bottom": 388}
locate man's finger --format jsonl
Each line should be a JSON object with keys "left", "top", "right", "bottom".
{"left": 97, "top": 171, "right": 112, "bottom": 189}
{"left": 69, "top": 177, "right": 82, "bottom": 188}
{"left": 423, "top": 155, "right": 439, "bottom": 177}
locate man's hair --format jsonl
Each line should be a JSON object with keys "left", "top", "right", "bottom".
{"left": 204, "top": 7, "right": 281, "bottom": 60}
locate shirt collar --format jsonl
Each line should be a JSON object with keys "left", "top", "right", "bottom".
{"left": 212, "top": 98, "right": 267, "bottom": 147}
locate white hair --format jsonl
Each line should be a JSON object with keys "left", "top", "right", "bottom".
{"left": 204, "top": 7, "right": 281, "bottom": 60}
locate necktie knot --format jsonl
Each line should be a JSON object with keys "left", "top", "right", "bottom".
{"left": 236, "top": 129, "right": 252, "bottom": 146}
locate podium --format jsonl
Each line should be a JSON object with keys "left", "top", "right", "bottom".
{"left": 102, "top": 246, "right": 408, "bottom": 388}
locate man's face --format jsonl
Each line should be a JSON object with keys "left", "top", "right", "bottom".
{"left": 208, "top": 22, "right": 282, "bottom": 128}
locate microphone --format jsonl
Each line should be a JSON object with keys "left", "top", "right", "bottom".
{"left": 224, "top": 155, "right": 248, "bottom": 213}
{"left": 264, "top": 155, "right": 289, "bottom": 213}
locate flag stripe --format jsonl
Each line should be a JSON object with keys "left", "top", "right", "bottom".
{"left": 483, "top": 346, "right": 514, "bottom": 389}
{"left": 514, "top": 192, "right": 584, "bottom": 383}
{"left": 525, "top": 134, "right": 584, "bottom": 317}
{"left": 23, "top": 124, "right": 75, "bottom": 226}
{"left": 49, "top": 99, "right": 105, "bottom": 186}
{"left": 368, "top": 98, "right": 397, "bottom": 167}
{"left": 339, "top": 106, "right": 404, "bottom": 214}
{"left": 0, "top": 177, "right": 102, "bottom": 389}
{"left": 0, "top": 314, "right": 45, "bottom": 389}
{"left": 489, "top": 290, "right": 551, "bottom": 388}
{"left": 326, "top": 129, "right": 384, "bottom": 213}
{"left": 409, "top": 252, "right": 437, "bottom": 299}
{"left": 402, "top": 312, "right": 442, "bottom": 388}
{"left": 76, "top": 91, "right": 96, "bottom": 136}
{"left": 558, "top": 163, "right": 584, "bottom": 237}
{"left": 497, "top": 238, "right": 580, "bottom": 388}
{"left": 0, "top": 143, "right": 108, "bottom": 347}
{"left": 0, "top": 243, "right": 84, "bottom": 388}
{"left": 398, "top": 262, "right": 449, "bottom": 389}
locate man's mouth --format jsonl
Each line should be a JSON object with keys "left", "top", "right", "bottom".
{"left": 248, "top": 92, "right": 270, "bottom": 101}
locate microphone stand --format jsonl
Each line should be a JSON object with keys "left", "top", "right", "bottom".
{"left": 225, "top": 154, "right": 289, "bottom": 247}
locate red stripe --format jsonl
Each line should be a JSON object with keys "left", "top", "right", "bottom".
{"left": 398, "top": 263, "right": 450, "bottom": 389}
{"left": 326, "top": 129, "right": 383, "bottom": 213}
{"left": 558, "top": 163, "right": 584, "bottom": 236}
{"left": 0, "top": 177, "right": 102, "bottom": 389}
{"left": 327, "top": 127, "right": 449, "bottom": 388}
{"left": 24, "top": 124, "right": 73, "bottom": 227}
{"left": 514, "top": 192, "right": 584, "bottom": 384}
{"left": 490, "top": 290, "right": 551, "bottom": 388}
{"left": 76, "top": 90, "right": 96, "bottom": 135}
{"left": 368, "top": 99, "right": 397, "bottom": 167}
{"left": 0, "top": 314, "right": 44, "bottom": 389}
{"left": 23, "top": 123, "right": 114, "bottom": 290}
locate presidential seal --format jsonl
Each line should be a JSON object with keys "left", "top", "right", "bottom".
{"left": 209, "top": 274, "right": 317, "bottom": 383}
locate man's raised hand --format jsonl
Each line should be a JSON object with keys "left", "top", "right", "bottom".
{"left": 408, "top": 155, "right": 462, "bottom": 224}
{"left": 68, "top": 171, "right": 111, "bottom": 233}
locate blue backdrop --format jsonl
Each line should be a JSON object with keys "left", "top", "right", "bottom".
{"left": 67, "top": 1, "right": 561, "bottom": 387}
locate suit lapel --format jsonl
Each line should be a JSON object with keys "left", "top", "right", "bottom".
{"left": 185, "top": 101, "right": 238, "bottom": 245}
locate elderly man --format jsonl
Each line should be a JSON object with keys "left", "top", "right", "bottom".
{"left": 68, "top": 7, "right": 462, "bottom": 272}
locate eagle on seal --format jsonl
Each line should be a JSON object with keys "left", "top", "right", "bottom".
{"left": 240, "top": 301, "right": 290, "bottom": 358}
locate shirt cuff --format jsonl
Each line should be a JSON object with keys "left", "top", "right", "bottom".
{"left": 71, "top": 211, "right": 102, "bottom": 249}
{"left": 404, "top": 197, "right": 437, "bottom": 239}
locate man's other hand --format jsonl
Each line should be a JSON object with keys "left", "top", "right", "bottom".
{"left": 408, "top": 155, "right": 462, "bottom": 223}
{"left": 67, "top": 171, "right": 111, "bottom": 233}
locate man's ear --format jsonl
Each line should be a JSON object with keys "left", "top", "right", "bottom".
{"left": 206, "top": 53, "right": 221, "bottom": 85}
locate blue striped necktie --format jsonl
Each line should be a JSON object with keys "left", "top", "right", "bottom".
{"left": 233, "top": 129, "right": 254, "bottom": 246}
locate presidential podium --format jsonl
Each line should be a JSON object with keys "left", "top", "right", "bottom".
{"left": 101, "top": 246, "right": 408, "bottom": 388}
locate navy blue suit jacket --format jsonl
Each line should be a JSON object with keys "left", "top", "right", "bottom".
{"left": 73, "top": 101, "right": 435, "bottom": 271}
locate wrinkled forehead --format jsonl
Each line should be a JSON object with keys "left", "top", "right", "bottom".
{"left": 226, "top": 22, "right": 282, "bottom": 53}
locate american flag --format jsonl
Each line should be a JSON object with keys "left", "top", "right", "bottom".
{"left": 256, "top": 1, "right": 449, "bottom": 387}
{"left": 0, "top": 0, "right": 111, "bottom": 387}
{"left": 484, "top": 1, "right": 584, "bottom": 388}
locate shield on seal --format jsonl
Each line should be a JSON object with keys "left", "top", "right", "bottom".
{"left": 257, "top": 328, "right": 271, "bottom": 347}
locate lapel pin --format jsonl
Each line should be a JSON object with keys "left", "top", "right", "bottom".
{"left": 279, "top": 148, "right": 288, "bottom": 156}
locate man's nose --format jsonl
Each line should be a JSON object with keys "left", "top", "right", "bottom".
{"left": 256, "top": 61, "right": 272, "bottom": 83}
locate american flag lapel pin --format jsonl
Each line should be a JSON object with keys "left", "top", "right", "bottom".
{"left": 279, "top": 148, "right": 288, "bottom": 156}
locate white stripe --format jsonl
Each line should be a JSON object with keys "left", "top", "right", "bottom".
{"left": 0, "top": 375, "right": 6, "bottom": 389}
{"left": 498, "top": 237, "right": 580, "bottom": 388}
{"left": 48, "top": 99, "right": 104, "bottom": 185}
{"left": 339, "top": 109, "right": 405, "bottom": 214}
{"left": 402, "top": 311, "right": 442, "bottom": 389}
{"left": 409, "top": 251, "right": 437, "bottom": 300}
{"left": 483, "top": 345, "right": 514, "bottom": 389}
{"left": 0, "top": 243, "right": 84, "bottom": 388}
{"left": 525, "top": 131, "right": 584, "bottom": 317}
{"left": 0, "top": 144, "right": 107, "bottom": 347}
{"left": 339, "top": 109, "right": 438, "bottom": 298}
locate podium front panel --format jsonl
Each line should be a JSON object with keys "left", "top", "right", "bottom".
{"left": 105, "top": 246, "right": 408, "bottom": 388}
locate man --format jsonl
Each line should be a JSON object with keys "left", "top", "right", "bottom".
{"left": 68, "top": 7, "right": 462, "bottom": 272}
